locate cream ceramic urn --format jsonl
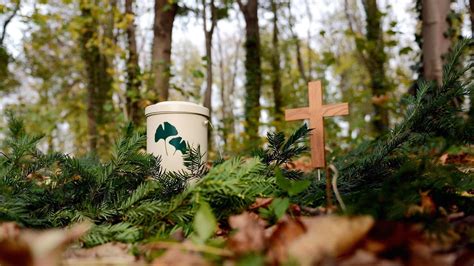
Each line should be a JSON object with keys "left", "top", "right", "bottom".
{"left": 145, "top": 101, "right": 209, "bottom": 172}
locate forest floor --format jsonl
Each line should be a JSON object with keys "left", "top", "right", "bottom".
{"left": 0, "top": 153, "right": 473, "bottom": 266}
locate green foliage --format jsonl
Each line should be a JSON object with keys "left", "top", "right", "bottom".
{"left": 1, "top": 116, "right": 304, "bottom": 246}
{"left": 192, "top": 201, "right": 217, "bottom": 244}
{"left": 327, "top": 39, "right": 474, "bottom": 218}
{"left": 275, "top": 168, "right": 311, "bottom": 197}
{"left": 259, "top": 197, "right": 290, "bottom": 223}
{"left": 254, "top": 123, "right": 311, "bottom": 179}
{"left": 335, "top": 39, "right": 472, "bottom": 191}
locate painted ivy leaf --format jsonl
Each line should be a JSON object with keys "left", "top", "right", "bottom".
{"left": 155, "top": 122, "right": 178, "bottom": 142}
{"left": 169, "top": 136, "right": 188, "bottom": 155}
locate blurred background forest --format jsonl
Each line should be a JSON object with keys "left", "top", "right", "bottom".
{"left": 0, "top": 0, "right": 472, "bottom": 159}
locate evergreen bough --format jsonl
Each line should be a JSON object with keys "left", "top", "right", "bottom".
{"left": 0, "top": 115, "right": 303, "bottom": 246}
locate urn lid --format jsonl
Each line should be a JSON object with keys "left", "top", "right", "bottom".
{"left": 145, "top": 101, "right": 209, "bottom": 117}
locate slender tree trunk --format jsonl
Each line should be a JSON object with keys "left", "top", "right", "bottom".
{"left": 217, "top": 31, "right": 228, "bottom": 146}
{"left": 287, "top": 1, "right": 308, "bottom": 83}
{"left": 0, "top": 0, "right": 20, "bottom": 46}
{"left": 470, "top": 0, "right": 474, "bottom": 38}
{"left": 152, "top": 0, "right": 177, "bottom": 101}
{"left": 470, "top": 0, "right": 474, "bottom": 119}
{"left": 227, "top": 35, "right": 242, "bottom": 144}
{"left": 362, "top": 0, "right": 389, "bottom": 135}
{"left": 125, "top": 0, "right": 142, "bottom": 125}
{"left": 421, "top": 0, "right": 451, "bottom": 84}
{"left": 237, "top": 0, "right": 262, "bottom": 146}
{"left": 202, "top": 0, "right": 217, "bottom": 151}
{"left": 79, "top": 4, "right": 113, "bottom": 153}
{"left": 270, "top": 0, "right": 283, "bottom": 129}
{"left": 304, "top": 0, "right": 313, "bottom": 80}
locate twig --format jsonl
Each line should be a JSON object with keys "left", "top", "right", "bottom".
{"left": 325, "top": 167, "right": 333, "bottom": 208}
{"left": 329, "top": 164, "right": 346, "bottom": 211}
{"left": 1, "top": 1, "right": 21, "bottom": 46}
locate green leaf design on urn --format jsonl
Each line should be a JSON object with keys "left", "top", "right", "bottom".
{"left": 154, "top": 122, "right": 188, "bottom": 156}
{"left": 154, "top": 122, "right": 178, "bottom": 155}
{"left": 169, "top": 136, "right": 187, "bottom": 155}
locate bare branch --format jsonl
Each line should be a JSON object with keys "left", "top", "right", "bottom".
{"left": 343, "top": 0, "right": 369, "bottom": 69}
{"left": 1, "top": 1, "right": 21, "bottom": 46}
{"left": 236, "top": 0, "right": 245, "bottom": 14}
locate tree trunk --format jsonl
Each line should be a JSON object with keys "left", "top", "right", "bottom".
{"left": 362, "top": 0, "right": 389, "bottom": 135}
{"left": 125, "top": 0, "right": 142, "bottom": 125}
{"left": 217, "top": 31, "right": 228, "bottom": 146}
{"left": 470, "top": 0, "right": 474, "bottom": 119}
{"left": 237, "top": 0, "right": 262, "bottom": 146}
{"left": 470, "top": 0, "right": 474, "bottom": 38}
{"left": 421, "top": 0, "right": 451, "bottom": 85}
{"left": 152, "top": 0, "right": 177, "bottom": 101}
{"left": 79, "top": 4, "right": 114, "bottom": 153}
{"left": 202, "top": 0, "right": 217, "bottom": 151}
{"left": 270, "top": 0, "right": 283, "bottom": 129}
{"left": 287, "top": 1, "right": 308, "bottom": 83}
{"left": 0, "top": 1, "right": 20, "bottom": 46}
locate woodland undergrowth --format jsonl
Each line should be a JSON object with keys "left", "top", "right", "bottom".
{"left": 0, "top": 39, "right": 472, "bottom": 247}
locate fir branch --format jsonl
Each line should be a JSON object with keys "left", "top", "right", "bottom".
{"left": 335, "top": 39, "right": 473, "bottom": 192}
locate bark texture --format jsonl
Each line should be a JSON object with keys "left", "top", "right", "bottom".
{"left": 271, "top": 0, "right": 283, "bottom": 128}
{"left": 471, "top": 0, "right": 474, "bottom": 38}
{"left": 362, "top": 0, "right": 390, "bottom": 135}
{"left": 152, "top": 0, "right": 177, "bottom": 101}
{"left": 125, "top": 0, "right": 142, "bottom": 125}
{"left": 237, "top": 0, "right": 262, "bottom": 146}
{"left": 202, "top": 0, "right": 217, "bottom": 150}
{"left": 203, "top": 0, "right": 217, "bottom": 115}
{"left": 79, "top": 5, "right": 114, "bottom": 153}
{"left": 421, "top": 0, "right": 451, "bottom": 84}
{"left": 288, "top": 1, "right": 308, "bottom": 83}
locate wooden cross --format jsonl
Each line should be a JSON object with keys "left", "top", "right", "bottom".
{"left": 285, "top": 80, "right": 349, "bottom": 168}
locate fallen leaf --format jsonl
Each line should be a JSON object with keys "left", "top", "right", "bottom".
{"left": 152, "top": 248, "right": 209, "bottom": 266}
{"left": 62, "top": 242, "right": 137, "bottom": 265}
{"left": 228, "top": 212, "right": 266, "bottom": 255}
{"left": 249, "top": 198, "right": 273, "bottom": 210}
{"left": 287, "top": 215, "right": 374, "bottom": 266}
{"left": 286, "top": 157, "right": 313, "bottom": 172}
{"left": 267, "top": 215, "right": 306, "bottom": 264}
{"left": 361, "top": 221, "right": 424, "bottom": 262}
{"left": 337, "top": 249, "right": 402, "bottom": 266}
{"left": 0, "top": 222, "right": 20, "bottom": 241}
{"left": 439, "top": 153, "right": 474, "bottom": 165}
{"left": 406, "top": 191, "right": 436, "bottom": 217}
{"left": 0, "top": 222, "right": 90, "bottom": 266}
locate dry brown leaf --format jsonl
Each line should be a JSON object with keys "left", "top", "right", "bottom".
{"left": 0, "top": 222, "right": 90, "bottom": 266}
{"left": 288, "top": 215, "right": 374, "bottom": 266}
{"left": 439, "top": 153, "right": 474, "bottom": 166}
{"left": 267, "top": 215, "right": 306, "bottom": 264}
{"left": 372, "top": 94, "right": 390, "bottom": 105}
{"left": 228, "top": 212, "right": 266, "bottom": 255}
{"left": 249, "top": 197, "right": 273, "bottom": 210}
{"left": 0, "top": 222, "right": 20, "bottom": 241}
{"left": 285, "top": 156, "right": 313, "bottom": 172}
{"left": 152, "top": 248, "right": 209, "bottom": 266}
{"left": 337, "top": 249, "right": 402, "bottom": 266}
{"left": 407, "top": 191, "right": 436, "bottom": 217}
{"left": 62, "top": 242, "right": 138, "bottom": 265}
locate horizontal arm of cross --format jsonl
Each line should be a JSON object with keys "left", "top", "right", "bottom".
{"left": 285, "top": 107, "right": 310, "bottom": 121}
{"left": 322, "top": 103, "right": 349, "bottom": 117}
{"left": 285, "top": 102, "right": 349, "bottom": 121}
